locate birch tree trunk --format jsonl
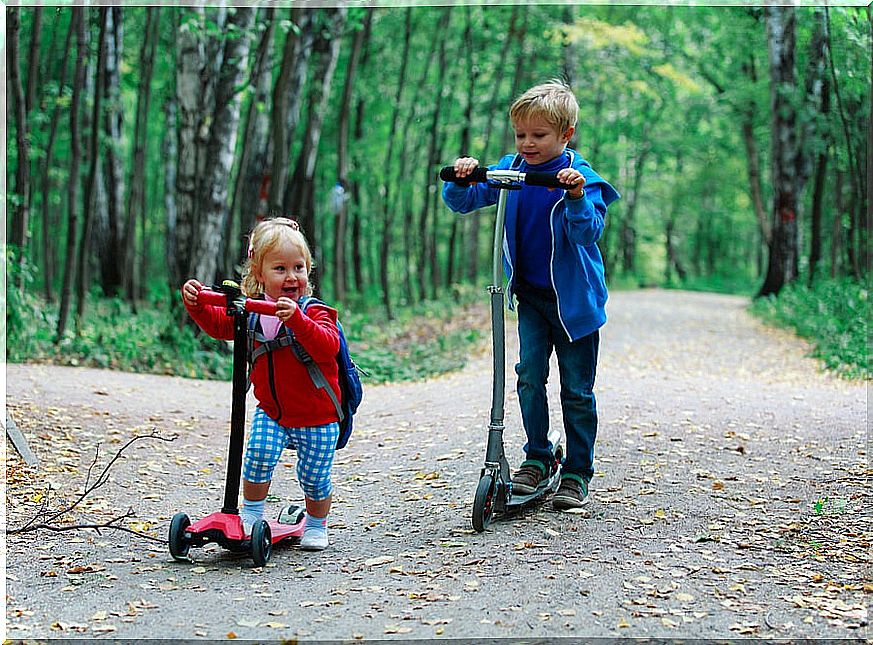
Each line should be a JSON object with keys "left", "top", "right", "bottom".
{"left": 286, "top": 8, "right": 346, "bottom": 294}
{"left": 228, "top": 8, "right": 275, "bottom": 277}
{"left": 190, "top": 6, "right": 256, "bottom": 285}
{"left": 173, "top": 8, "right": 207, "bottom": 289}
{"left": 268, "top": 8, "right": 314, "bottom": 213}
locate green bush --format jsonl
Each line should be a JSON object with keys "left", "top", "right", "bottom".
{"left": 750, "top": 277, "right": 870, "bottom": 380}
{"left": 7, "top": 267, "right": 488, "bottom": 385}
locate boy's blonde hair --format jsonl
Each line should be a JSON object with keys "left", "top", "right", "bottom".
{"left": 509, "top": 79, "right": 579, "bottom": 135}
{"left": 241, "top": 217, "right": 314, "bottom": 297}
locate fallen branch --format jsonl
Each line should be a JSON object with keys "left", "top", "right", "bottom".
{"left": 8, "top": 431, "right": 176, "bottom": 544}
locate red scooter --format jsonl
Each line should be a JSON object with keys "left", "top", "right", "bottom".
{"left": 168, "top": 281, "right": 306, "bottom": 567}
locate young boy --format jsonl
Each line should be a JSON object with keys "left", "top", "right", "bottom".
{"left": 442, "top": 80, "right": 620, "bottom": 509}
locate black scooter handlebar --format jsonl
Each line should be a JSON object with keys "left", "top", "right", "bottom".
{"left": 439, "top": 165, "right": 576, "bottom": 191}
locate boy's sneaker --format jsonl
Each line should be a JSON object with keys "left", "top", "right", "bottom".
{"left": 552, "top": 475, "right": 590, "bottom": 510}
{"left": 511, "top": 460, "right": 547, "bottom": 495}
{"left": 300, "top": 526, "right": 329, "bottom": 551}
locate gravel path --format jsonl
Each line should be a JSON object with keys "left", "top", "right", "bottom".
{"left": 5, "top": 289, "right": 868, "bottom": 641}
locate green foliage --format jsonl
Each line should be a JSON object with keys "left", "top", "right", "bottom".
{"left": 341, "top": 284, "right": 487, "bottom": 384}
{"left": 750, "top": 277, "right": 870, "bottom": 380}
{"left": 6, "top": 275, "right": 488, "bottom": 385}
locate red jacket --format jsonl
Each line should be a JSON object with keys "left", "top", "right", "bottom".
{"left": 184, "top": 298, "right": 341, "bottom": 428}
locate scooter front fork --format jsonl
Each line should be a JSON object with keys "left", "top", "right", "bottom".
{"left": 482, "top": 422, "right": 512, "bottom": 511}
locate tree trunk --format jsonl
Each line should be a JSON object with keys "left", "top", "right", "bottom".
{"left": 350, "top": 10, "right": 373, "bottom": 294}
{"left": 286, "top": 7, "right": 346, "bottom": 295}
{"left": 809, "top": 25, "right": 831, "bottom": 285}
{"left": 57, "top": 9, "right": 86, "bottom": 343}
{"left": 417, "top": 9, "right": 452, "bottom": 301}
{"left": 163, "top": 98, "right": 179, "bottom": 293}
{"left": 228, "top": 8, "right": 275, "bottom": 277}
{"left": 334, "top": 9, "right": 366, "bottom": 303}
{"left": 378, "top": 7, "right": 414, "bottom": 319}
{"left": 758, "top": 7, "right": 799, "bottom": 298}
{"left": 470, "top": 6, "right": 521, "bottom": 282}
{"left": 123, "top": 6, "right": 160, "bottom": 303}
{"left": 8, "top": 7, "right": 31, "bottom": 292}
{"left": 76, "top": 7, "right": 108, "bottom": 325}
{"left": 25, "top": 6, "right": 43, "bottom": 117}
{"left": 173, "top": 8, "right": 206, "bottom": 290}
{"left": 448, "top": 6, "right": 477, "bottom": 288}
{"left": 95, "top": 7, "right": 125, "bottom": 298}
{"left": 267, "top": 8, "right": 314, "bottom": 213}
{"left": 38, "top": 13, "right": 74, "bottom": 302}
{"left": 190, "top": 7, "right": 256, "bottom": 285}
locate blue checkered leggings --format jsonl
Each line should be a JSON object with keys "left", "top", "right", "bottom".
{"left": 243, "top": 407, "right": 339, "bottom": 501}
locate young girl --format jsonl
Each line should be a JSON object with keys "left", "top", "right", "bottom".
{"left": 181, "top": 217, "right": 340, "bottom": 551}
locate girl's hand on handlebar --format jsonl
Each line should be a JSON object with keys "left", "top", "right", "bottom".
{"left": 182, "top": 279, "right": 204, "bottom": 307}
{"left": 554, "top": 168, "right": 586, "bottom": 198}
{"left": 275, "top": 297, "right": 298, "bottom": 323}
{"left": 453, "top": 157, "right": 480, "bottom": 183}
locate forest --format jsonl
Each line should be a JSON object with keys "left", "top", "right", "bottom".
{"left": 5, "top": 4, "right": 870, "bottom": 378}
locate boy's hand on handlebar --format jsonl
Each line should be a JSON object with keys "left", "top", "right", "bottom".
{"left": 554, "top": 168, "right": 586, "bottom": 198}
{"left": 182, "top": 279, "right": 204, "bottom": 307}
{"left": 275, "top": 297, "right": 298, "bottom": 323}
{"left": 453, "top": 157, "right": 480, "bottom": 183}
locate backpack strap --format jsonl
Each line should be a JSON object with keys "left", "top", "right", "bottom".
{"left": 247, "top": 297, "right": 344, "bottom": 423}
{"left": 294, "top": 295, "right": 344, "bottom": 422}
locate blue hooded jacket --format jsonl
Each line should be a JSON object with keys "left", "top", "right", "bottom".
{"left": 442, "top": 149, "right": 620, "bottom": 342}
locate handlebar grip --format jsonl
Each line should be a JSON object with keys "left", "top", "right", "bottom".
{"left": 197, "top": 288, "right": 278, "bottom": 316}
{"left": 523, "top": 170, "right": 577, "bottom": 190}
{"left": 439, "top": 166, "right": 488, "bottom": 184}
{"left": 245, "top": 299, "right": 278, "bottom": 316}
{"left": 198, "top": 289, "right": 227, "bottom": 307}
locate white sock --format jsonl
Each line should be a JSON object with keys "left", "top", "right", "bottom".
{"left": 240, "top": 498, "right": 265, "bottom": 534}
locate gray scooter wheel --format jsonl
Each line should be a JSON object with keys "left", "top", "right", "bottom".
{"left": 472, "top": 474, "right": 496, "bottom": 532}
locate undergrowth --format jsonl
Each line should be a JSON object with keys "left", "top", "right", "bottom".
{"left": 6, "top": 251, "right": 487, "bottom": 384}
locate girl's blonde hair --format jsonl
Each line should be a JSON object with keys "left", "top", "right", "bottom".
{"left": 241, "top": 217, "right": 314, "bottom": 297}
{"left": 509, "top": 79, "right": 579, "bottom": 136}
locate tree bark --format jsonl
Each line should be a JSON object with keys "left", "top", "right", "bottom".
{"left": 758, "top": 7, "right": 799, "bottom": 298}
{"left": 172, "top": 8, "right": 206, "bottom": 290}
{"left": 8, "top": 7, "right": 31, "bottom": 291}
{"left": 76, "top": 7, "right": 108, "bottom": 325}
{"left": 228, "top": 8, "right": 275, "bottom": 277}
{"left": 286, "top": 7, "right": 347, "bottom": 294}
{"left": 268, "top": 8, "right": 314, "bottom": 214}
{"left": 38, "top": 11, "right": 74, "bottom": 302}
{"left": 123, "top": 6, "right": 160, "bottom": 303}
{"left": 56, "top": 9, "right": 86, "bottom": 343}
{"left": 350, "top": 9, "right": 373, "bottom": 294}
{"left": 95, "top": 7, "right": 125, "bottom": 298}
{"left": 190, "top": 7, "right": 256, "bottom": 285}
{"left": 378, "top": 7, "right": 413, "bottom": 319}
{"left": 334, "top": 9, "right": 367, "bottom": 303}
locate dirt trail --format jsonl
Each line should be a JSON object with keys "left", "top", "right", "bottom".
{"left": 5, "top": 289, "right": 868, "bottom": 641}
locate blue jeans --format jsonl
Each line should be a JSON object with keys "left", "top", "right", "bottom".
{"left": 514, "top": 284, "right": 599, "bottom": 481}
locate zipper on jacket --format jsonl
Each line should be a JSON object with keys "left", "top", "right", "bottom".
{"left": 266, "top": 352, "right": 282, "bottom": 422}
{"left": 550, "top": 149, "right": 575, "bottom": 341}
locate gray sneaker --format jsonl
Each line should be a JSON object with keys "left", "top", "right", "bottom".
{"left": 552, "top": 475, "right": 590, "bottom": 510}
{"left": 511, "top": 460, "right": 547, "bottom": 495}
